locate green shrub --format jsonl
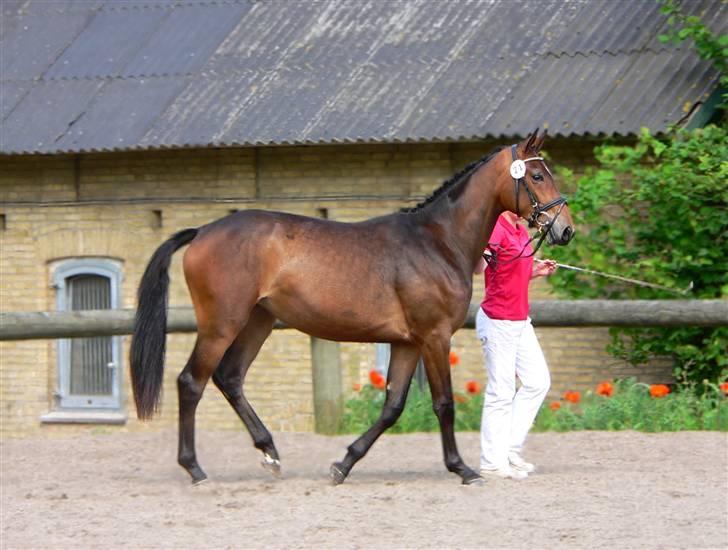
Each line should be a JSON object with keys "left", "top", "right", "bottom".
{"left": 339, "top": 382, "right": 481, "bottom": 434}
{"left": 545, "top": 3, "right": 727, "bottom": 390}
{"left": 533, "top": 379, "right": 728, "bottom": 432}
{"left": 547, "top": 124, "right": 728, "bottom": 389}
{"left": 339, "top": 378, "right": 728, "bottom": 434}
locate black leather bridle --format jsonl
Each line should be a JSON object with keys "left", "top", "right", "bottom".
{"left": 483, "top": 145, "right": 569, "bottom": 269}
{"left": 510, "top": 144, "right": 567, "bottom": 232}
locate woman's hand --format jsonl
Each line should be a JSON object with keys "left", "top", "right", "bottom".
{"left": 533, "top": 259, "right": 557, "bottom": 278}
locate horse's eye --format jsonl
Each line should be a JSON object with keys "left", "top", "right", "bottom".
{"left": 532, "top": 173, "right": 544, "bottom": 182}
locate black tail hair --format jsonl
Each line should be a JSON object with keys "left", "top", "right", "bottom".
{"left": 130, "top": 228, "right": 198, "bottom": 420}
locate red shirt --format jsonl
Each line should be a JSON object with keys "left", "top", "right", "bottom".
{"left": 481, "top": 214, "right": 533, "bottom": 320}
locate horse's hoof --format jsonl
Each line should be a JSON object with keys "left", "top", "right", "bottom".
{"left": 261, "top": 453, "right": 282, "bottom": 478}
{"left": 185, "top": 465, "right": 208, "bottom": 485}
{"left": 462, "top": 475, "right": 485, "bottom": 487}
{"left": 330, "top": 463, "right": 347, "bottom": 485}
{"left": 191, "top": 475, "right": 208, "bottom": 486}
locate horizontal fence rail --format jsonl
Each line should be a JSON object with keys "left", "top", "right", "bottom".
{"left": 1, "top": 300, "right": 726, "bottom": 341}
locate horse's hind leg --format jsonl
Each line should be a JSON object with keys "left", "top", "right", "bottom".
{"left": 212, "top": 306, "right": 281, "bottom": 476}
{"left": 331, "top": 343, "right": 420, "bottom": 484}
{"left": 177, "top": 333, "right": 236, "bottom": 484}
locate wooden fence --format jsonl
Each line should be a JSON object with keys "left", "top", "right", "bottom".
{"left": 1, "top": 300, "right": 725, "bottom": 341}
{"left": 1, "top": 300, "right": 726, "bottom": 433}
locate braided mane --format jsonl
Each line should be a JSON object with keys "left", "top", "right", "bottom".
{"left": 400, "top": 146, "right": 505, "bottom": 213}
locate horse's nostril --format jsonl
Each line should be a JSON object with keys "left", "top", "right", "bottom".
{"left": 562, "top": 226, "right": 574, "bottom": 242}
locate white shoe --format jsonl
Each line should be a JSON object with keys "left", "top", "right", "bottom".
{"left": 508, "top": 452, "right": 536, "bottom": 473}
{"left": 479, "top": 466, "right": 528, "bottom": 480}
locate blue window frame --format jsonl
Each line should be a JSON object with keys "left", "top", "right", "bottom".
{"left": 53, "top": 259, "right": 123, "bottom": 410}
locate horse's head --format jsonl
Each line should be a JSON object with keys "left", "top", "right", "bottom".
{"left": 497, "top": 129, "right": 574, "bottom": 245}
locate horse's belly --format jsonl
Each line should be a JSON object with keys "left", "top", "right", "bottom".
{"left": 259, "top": 294, "right": 410, "bottom": 343}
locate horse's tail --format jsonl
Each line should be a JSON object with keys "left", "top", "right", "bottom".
{"left": 130, "top": 228, "right": 198, "bottom": 420}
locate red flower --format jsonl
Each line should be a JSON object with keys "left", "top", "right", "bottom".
{"left": 596, "top": 382, "right": 614, "bottom": 397}
{"left": 465, "top": 380, "right": 482, "bottom": 395}
{"left": 368, "top": 369, "right": 386, "bottom": 390}
{"left": 549, "top": 401, "right": 561, "bottom": 411}
{"left": 563, "top": 390, "right": 581, "bottom": 404}
{"left": 352, "top": 383, "right": 361, "bottom": 392}
{"left": 719, "top": 382, "right": 728, "bottom": 395}
{"left": 449, "top": 350, "right": 460, "bottom": 367}
{"left": 649, "top": 384, "right": 670, "bottom": 399}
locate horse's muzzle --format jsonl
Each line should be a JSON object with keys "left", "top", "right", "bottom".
{"left": 560, "top": 225, "right": 574, "bottom": 244}
{"left": 548, "top": 221, "right": 575, "bottom": 245}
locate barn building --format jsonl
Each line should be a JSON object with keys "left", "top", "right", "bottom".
{"left": 1, "top": 0, "right": 724, "bottom": 436}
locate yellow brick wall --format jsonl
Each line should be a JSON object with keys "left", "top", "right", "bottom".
{"left": 0, "top": 141, "right": 671, "bottom": 438}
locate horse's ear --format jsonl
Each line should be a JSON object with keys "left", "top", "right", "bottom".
{"left": 518, "top": 128, "right": 539, "bottom": 154}
{"left": 532, "top": 129, "right": 548, "bottom": 153}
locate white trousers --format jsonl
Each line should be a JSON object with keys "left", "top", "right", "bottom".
{"left": 476, "top": 307, "right": 550, "bottom": 470}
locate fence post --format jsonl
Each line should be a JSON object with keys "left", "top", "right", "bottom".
{"left": 310, "top": 336, "right": 343, "bottom": 435}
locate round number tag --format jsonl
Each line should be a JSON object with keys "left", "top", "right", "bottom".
{"left": 510, "top": 159, "right": 526, "bottom": 179}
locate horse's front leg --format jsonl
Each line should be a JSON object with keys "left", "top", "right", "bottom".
{"left": 330, "top": 343, "right": 420, "bottom": 485}
{"left": 422, "top": 333, "right": 484, "bottom": 486}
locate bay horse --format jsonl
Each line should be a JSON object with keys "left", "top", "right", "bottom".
{"left": 130, "top": 129, "right": 574, "bottom": 486}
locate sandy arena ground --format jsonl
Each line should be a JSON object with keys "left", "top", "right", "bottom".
{"left": 1, "top": 429, "right": 726, "bottom": 549}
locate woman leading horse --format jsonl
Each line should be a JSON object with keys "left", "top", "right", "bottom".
{"left": 130, "top": 129, "right": 574, "bottom": 486}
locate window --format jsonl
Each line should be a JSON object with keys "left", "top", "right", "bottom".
{"left": 53, "top": 259, "right": 123, "bottom": 410}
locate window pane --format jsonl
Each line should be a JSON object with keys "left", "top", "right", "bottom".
{"left": 68, "top": 275, "right": 113, "bottom": 396}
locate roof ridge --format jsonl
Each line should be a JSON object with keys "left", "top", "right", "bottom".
{"left": 0, "top": 73, "right": 196, "bottom": 84}
{"left": 100, "top": 0, "right": 251, "bottom": 12}
{"left": 542, "top": 46, "right": 682, "bottom": 60}
{"left": 4, "top": 48, "right": 564, "bottom": 86}
{"left": 4, "top": 0, "right": 251, "bottom": 17}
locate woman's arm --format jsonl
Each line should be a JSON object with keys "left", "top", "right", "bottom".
{"left": 532, "top": 258, "right": 557, "bottom": 279}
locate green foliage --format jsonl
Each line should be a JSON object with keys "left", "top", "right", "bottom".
{"left": 545, "top": 5, "right": 727, "bottom": 388}
{"left": 340, "top": 382, "right": 480, "bottom": 434}
{"left": 453, "top": 391, "right": 484, "bottom": 431}
{"left": 340, "top": 383, "right": 484, "bottom": 434}
{"left": 534, "top": 379, "right": 728, "bottom": 432}
{"left": 547, "top": 125, "right": 728, "bottom": 387}
{"left": 340, "top": 384, "right": 438, "bottom": 434}
{"left": 658, "top": 0, "right": 728, "bottom": 100}
{"left": 339, "top": 379, "right": 728, "bottom": 434}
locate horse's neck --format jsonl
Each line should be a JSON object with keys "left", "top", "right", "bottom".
{"left": 432, "top": 164, "right": 503, "bottom": 271}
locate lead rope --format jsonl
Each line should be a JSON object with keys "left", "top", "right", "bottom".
{"left": 535, "top": 259, "right": 694, "bottom": 295}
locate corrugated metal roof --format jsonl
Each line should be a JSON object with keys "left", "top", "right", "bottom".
{"left": 0, "top": 0, "right": 724, "bottom": 155}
